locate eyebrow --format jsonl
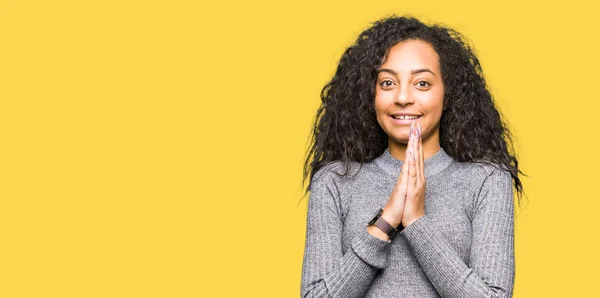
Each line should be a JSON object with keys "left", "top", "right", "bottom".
{"left": 378, "top": 68, "right": 436, "bottom": 77}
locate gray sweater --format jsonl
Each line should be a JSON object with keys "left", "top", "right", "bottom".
{"left": 300, "top": 147, "right": 515, "bottom": 297}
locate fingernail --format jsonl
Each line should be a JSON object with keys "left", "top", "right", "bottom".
{"left": 409, "top": 120, "right": 415, "bottom": 137}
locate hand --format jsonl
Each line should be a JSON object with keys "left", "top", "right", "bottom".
{"left": 381, "top": 120, "right": 424, "bottom": 228}
{"left": 401, "top": 121, "right": 426, "bottom": 227}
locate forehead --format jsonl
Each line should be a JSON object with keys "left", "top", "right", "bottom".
{"left": 380, "top": 39, "right": 441, "bottom": 72}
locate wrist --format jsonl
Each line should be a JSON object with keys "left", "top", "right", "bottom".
{"left": 403, "top": 214, "right": 424, "bottom": 227}
{"left": 367, "top": 208, "right": 402, "bottom": 240}
{"left": 381, "top": 207, "right": 402, "bottom": 228}
{"left": 367, "top": 225, "right": 390, "bottom": 241}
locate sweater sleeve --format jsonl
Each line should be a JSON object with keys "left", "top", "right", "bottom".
{"left": 401, "top": 167, "right": 515, "bottom": 298}
{"left": 300, "top": 167, "right": 392, "bottom": 298}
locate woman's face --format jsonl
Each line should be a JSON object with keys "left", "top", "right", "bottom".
{"left": 374, "top": 39, "right": 444, "bottom": 150}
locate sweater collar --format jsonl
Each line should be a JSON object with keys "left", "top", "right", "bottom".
{"left": 374, "top": 146, "right": 454, "bottom": 179}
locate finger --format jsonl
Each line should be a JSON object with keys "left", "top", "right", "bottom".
{"left": 409, "top": 133, "right": 417, "bottom": 191}
{"left": 418, "top": 122, "right": 425, "bottom": 182}
{"left": 400, "top": 130, "right": 412, "bottom": 184}
{"left": 404, "top": 147, "right": 412, "bottom": 202}
{"left": 414, "top": 124, "right": 421, "bottom": 187}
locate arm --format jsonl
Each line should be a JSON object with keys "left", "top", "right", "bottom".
{"left": 300, "top": 168, "right": 392, "bottom": 298}
{"left": 401, "top": 167, "right": 515, "bottom": 298}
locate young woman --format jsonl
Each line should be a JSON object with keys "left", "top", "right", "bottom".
{"left": 300, "top": 15, "right": 525, "bottom": 298}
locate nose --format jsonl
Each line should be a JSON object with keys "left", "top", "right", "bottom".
{"left": 393, "top": 85, "right": 414, "bottom": 107}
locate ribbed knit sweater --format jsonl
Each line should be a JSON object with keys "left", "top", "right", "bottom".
{"left": 300, "top": 147, "right": 515, "bottom": 297}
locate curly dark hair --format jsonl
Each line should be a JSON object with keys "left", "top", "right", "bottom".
{"left": 301, "top": 14, "right": 527, "bottom": 208}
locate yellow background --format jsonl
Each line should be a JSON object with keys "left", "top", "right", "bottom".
{"left": 1, "top": 0, "right": 598, "bottom": 297}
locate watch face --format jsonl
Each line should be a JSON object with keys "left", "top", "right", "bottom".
{"left": 368, "top": 217, "right": 376, "bottom": 225}
{"left": 368, "top": 209, "right": 382, "bottom": 226}
{"left": 388, "top": 227, "right": 397, "bottom": 239}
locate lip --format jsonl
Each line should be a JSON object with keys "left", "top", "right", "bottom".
{"left": 390, "top": 113, "right": 421, "bottom": 117}
{"left": 389, "top": 114, "right": 422, "bottom": 125}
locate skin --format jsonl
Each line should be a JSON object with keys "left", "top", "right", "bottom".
{"left": 367, "top": 39, "right": 445, "bottom": 239}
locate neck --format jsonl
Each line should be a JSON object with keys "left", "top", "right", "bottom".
{"left": 375, "top": 140, "right": 453, "bottom": 179}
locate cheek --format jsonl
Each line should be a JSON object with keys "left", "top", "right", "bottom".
{"left": 373, "top": 95, "right": 386, "bottom": 118}
{"left": 374, "top": 88, "right": 394, "bottom": 112}
{"left": 374, "top": 104, "right": 386, "bottom": 127}
{"left": 422, "top": 93, "right": 444, "bottom": 116}
{"left": 423, "top": 102, "right": 444, "bottom": 132}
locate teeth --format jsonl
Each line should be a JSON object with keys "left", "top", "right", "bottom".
{"left": 392, "top": 115, "right": 420, "bottom": 120}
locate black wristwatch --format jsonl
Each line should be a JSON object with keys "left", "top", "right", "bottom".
{"left": 367, "top": 208, "right": 403, "bottom": 240}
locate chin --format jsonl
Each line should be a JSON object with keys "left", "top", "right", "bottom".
{"left": 389, "top": 134, "right": 410, "bottom": 145}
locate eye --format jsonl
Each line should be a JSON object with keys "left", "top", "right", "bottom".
{"left": 416, "top": 80, "right": 430, "bottom": 88}
{"left": 380, "top": 80, "right": 394, "bottom": 88}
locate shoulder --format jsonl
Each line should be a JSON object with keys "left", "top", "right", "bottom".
{"left": 308, "top": 162, "right": 357, "bottom": 215}
{"left": 450, "top": 160, "right": 511, "bottom": 182}
{"left": 309, "top": 160, "right": 365, "bottom": 203}
{"left": 312, "top": 160, "right": 362, "bottom": 185}
{"left": 457, "top": 161, "right": 513, "bottom": 201}
{"left": 445, "top": 160, "right": 513, "bottom": 201}
{"left": 447, "top": 161, "right": 513, "bottom": 214}
{"left": 471, "top": 162, "right": 512, "bottom": 186}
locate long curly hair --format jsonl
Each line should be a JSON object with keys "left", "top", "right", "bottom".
{"left": 302, "top": 15, "right": 527, "bottom": 207}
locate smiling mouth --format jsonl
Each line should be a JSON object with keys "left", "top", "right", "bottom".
{"left": 390, "top": 115, "right": 421, "bottom": 120}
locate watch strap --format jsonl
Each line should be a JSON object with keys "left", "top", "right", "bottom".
{"left": 368, "top": 208, "right": 403, "bottom": 240}
{"left": 374, "top": 216, "right": 397, "bottom": 239}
